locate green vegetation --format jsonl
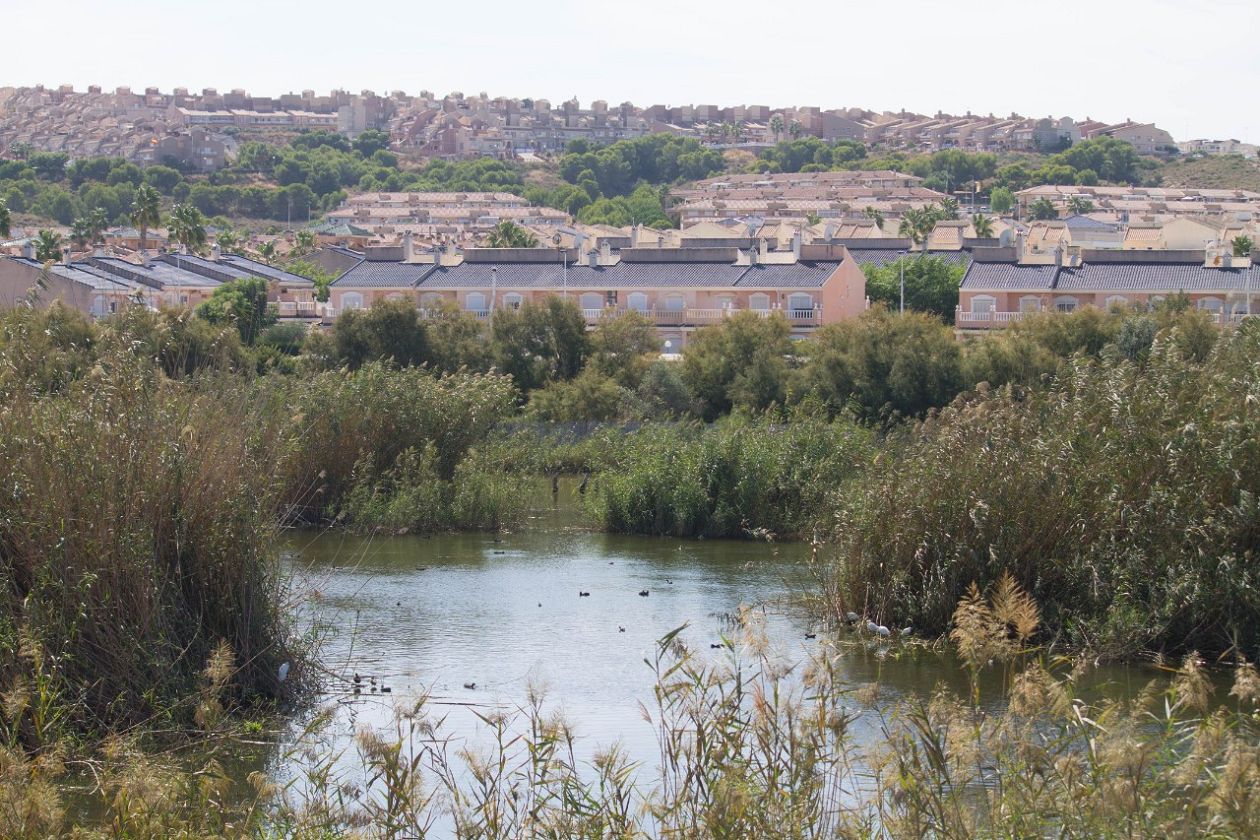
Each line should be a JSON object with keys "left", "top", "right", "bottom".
{"left": 195, "top": 277, "right": 277, "bottom": 344}
{"left": 862, "top": 255, "right": 967, "bottom": 321}
{"left": 830, "top": 318, "right": 1260, "bottom": 659}
{"left": 483, "top": 219, "right": 538, "bottom": 247}
{"left": 585, "top": 417, "right": 872, "bottom": 538}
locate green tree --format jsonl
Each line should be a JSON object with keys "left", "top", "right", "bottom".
{"left": 680, "top": 310, "right": 792, "bottom": 419}
{"left": 214, "top": 226, "right": 241, "bottom": 253}
{"left": 1232, "top": 235, "right": 1254, "bottom": 257}
{"left": 589, "top": 309, "right": 660, "bottom": 386}
{"left": 1027, "top": 198, "right": 1058, "bottom": 220}
{"left": 257, "top": 239, "right": 278, "bottom": 264}
{"left": 331, "top": 298, "right": 429, "bottom": 368}
{"left": 195, "top": 277, "right": 277, "bottom": 344}
{"left": 143, "top": 165, "right": 183, "bottom": 194}
{"left": 485, "top": 220, "right": 539, "bottom": 248}
{"left": 971, "top": 214, "right": 994, "bottom": 239}
{"left": 34, "top": 229, "right": 64, "bottom": 262}
{"left": 130, "top": 184, "right": 163, "bottom": 253}
{"left": 790, "top": 308, "right": 964, "bottom": 423}
{"left": 490, "top": 297, "right": 589, "bottom": 394}
{"left": 0, "top": 198, "right": 9, "bottom": 238}
{"left": 526, "top": 368, "right": 629, "bottom": 421}
{"left": 86, "top": 207, "right": 109, "bottom": 244}
{"left": 168, "top": 203, "right": 208, "bottom": 253}
{"left": 788, "top": 120, "right": 803, "bottom": 139}
{"left": 1066, "top": 195, "right": 1095, "bottom": 215}
{"left": 769, "top": 115, "right": 784, "bottom": 142}
{"left": 863, "top": 256, "right": 966, "bottom": 322}
{"left": 70, "top": 217, "right": 93, "bottom": 249}
{"left": 863, "top": 206, "right": 885, "bottom": 229}
{"left": 989, "top": 186, "right": 1015, "bottom": 215}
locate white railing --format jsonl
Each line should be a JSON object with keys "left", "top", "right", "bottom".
{"left": 956, "top": 309, "right": 1031, "bottom": 326}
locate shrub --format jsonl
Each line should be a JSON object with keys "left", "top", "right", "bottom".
{"left": 830, "top": 320, "right": 1260, "bottom": 658}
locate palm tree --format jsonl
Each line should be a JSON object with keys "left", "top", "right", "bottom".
{"left": 257, "top": 239, "right": 277, "bottom": 264}
{"left": 0, "top": 198, "right": 10, "bottom": 239}
{"left": 971, "top": 214, "right": 995, "bottom": 239}
{"left": 295, "top": 229, "right": 316, "bottom": 254}
{"left": 1066, "top": 195, "right": 1095, "bottom": 215}
{"left": 485, "top": 220, "right": 539, "bottom": 248}
{"left": 769, "top": 115, "right": 784, "bottom": 143}
{"left": 788, "top": 120, "right": 803, "bottom": 140}
{"left": 898, "top": 209, "right": 928, "bottom": 249}
{"left": 215, "top": 227, "right": 240, "bottom": 253}
{"left": 1233, "top": 235, "right": 1255, "bottom": 257}
{"left": 130, "top": 184, "right": 162, "bottom": 254}
{"left": 34, "top": 230, "right": 63, "bottom": 263}
{"left": 86, "top": 207, "right": 109, "bottom": 245}
{"left": 1027, "top": 198, "right": 1058, "bottom": 221}
{"left": 168, "top": 203, "right": 207, "bottom": 253}
{"left": 863, "top": 206, "right": 885, "bottom": 230}
{"left": 937, "top": 197, "right": 961, "bottom": 219}
{"left": 70, "top": 217, "right": 94, "bottom": 249}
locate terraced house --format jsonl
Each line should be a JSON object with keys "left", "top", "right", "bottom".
{"left": 957, "top": 245, "right": 1257, "bottom": 330}
{"left": 328, "top": 237, "right": 867, "bottom": 346}
{"left": 0, "top": 248, "right": 319, "bottom": 319}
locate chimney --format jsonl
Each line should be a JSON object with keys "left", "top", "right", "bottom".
{"left": 1053, "top": 245, "right": 1063, "bottom": 267}
{"left": 402, "top": 231, "right": 414, "bottom": 262}
{"left": 630, "top": 224, "right": 640, "bottom": 248}
{"left": 749, "top": 245, "right": 759, "bottom": 266}
{"left": 758, "top": 238, "right": 769, "bottom": 260}
{"left": 1014, "top": 230, "right": 1026, "bottom": 262}
{"left": 210, "top": 243, "right": 221, "bottom": 261}
{"left": 791, "top": 229, "right": 802, "bottom": 259}
{"left": 22, "top": 241, "right": 34, "bottom": 260}
{"left": 599, "top": 240, "right": 611, "bottom": 262}
{"left": 62, "top": 247, "right": 71, "bottom": 266}
{"left": 586, "top": 248, "right": 597, "bottom": 267}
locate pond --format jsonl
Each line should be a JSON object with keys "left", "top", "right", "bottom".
{"left": 278, "top": 487, "right": 1160, "bottom": 777}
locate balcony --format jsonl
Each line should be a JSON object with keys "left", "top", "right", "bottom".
{"left": 275, "top": 300, "right": 321, "bottom": 319}
{"left": 955, "top": 309, "right": 1033, "bottom": 328}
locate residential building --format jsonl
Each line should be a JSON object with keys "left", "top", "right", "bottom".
{"left": 327, "top": 238, "right": 868, "bottom": 346}
{"left": 957, "top": 245, "right": 1257, "bottom": 330}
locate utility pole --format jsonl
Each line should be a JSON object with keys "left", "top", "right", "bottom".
{"left": 490, "top": 265, "right": 497, "bottom": 314}
{"left": 899, "top": 258, "right": 905, "bottom": 314}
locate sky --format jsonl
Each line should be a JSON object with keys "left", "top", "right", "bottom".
{"left": 8, "top": 0, "right": 1259, "bottom": 143}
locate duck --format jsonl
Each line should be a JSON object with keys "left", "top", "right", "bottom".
{"left": 804, "top": 633, "right": 817, "bottom": 640}
{"left": 380, "top": 685, "right": 391, "bottom": 694}
{"left": 579, "top": 591, "right": 591, "bottom": 597}
{"left": 710, "top": 643, "right": 724, "bottom": 649}
{"left": 845, "top": 611, "right": 860, "bottom": 624}
{"left": 353, "top": 673, "right": 362, "bottom": 685}
{"left": 638, "top": 590, "right": 650, "bottom": 597}
{"left": 353, "top": 686, "right": 361, "bottom": 695}
{"left": 463, "top": 681, "right": 477, "bottom": 690}
{"left": 618, "top": 626, "right": 625, "bottom": 633}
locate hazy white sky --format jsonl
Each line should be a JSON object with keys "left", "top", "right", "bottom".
{"left": 8, "top": 0, "right": 1259, "bottom": 142}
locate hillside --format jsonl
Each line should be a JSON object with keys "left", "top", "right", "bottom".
{"left": 1158, "top": 154, "right": 1260, "bottom": 191}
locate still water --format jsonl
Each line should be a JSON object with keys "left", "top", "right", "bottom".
{"left": 280, "top": 488, "right": 1159, "bottom": 774}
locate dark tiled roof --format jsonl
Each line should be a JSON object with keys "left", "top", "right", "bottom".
{"left": 846, "top": 248, "right": 907, "bottom": 268}
{"left": 331, "top": 261, "right": 437, "bottom": 288}
{"left": 735, "top": 261, "right": 839, "bottom": 288}
{"left": 160, "top": 253, "right": 255, "bottom": 281}
{"left": 1056, "top": 263, "right": 1259, "bottom": 292}
{"left": 218, "top": 254, "right": 316, "bottom": 287}
{"left": 961, "top": 262, "right": 1058, "bottom": 291}
{"left": 90, "top": 257, "right": 222, "bottom": 288}
{"left": 9, "top": 258, "right": 134, "bottom": 291}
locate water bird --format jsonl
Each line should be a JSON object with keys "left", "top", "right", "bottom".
{"left": 416, "top": 566, "right": 429, "bottom": 571}
{"left": 865, "top": 620, "right": 879, "bottom": 634}
{"left": 845, "top": 612, "right": 859, "bottom": 624}
{"left": 710, "top": 643, "right": 724, "bottom": 649}
{"left": 579, "top": 591, "right": 590, "bottom": 597}
{"left": 638, "top": 590, "right": 649, "bottom": 597}
{"left": 463, "top": 682, "right": 476, "bottom": 690}
{"left": 618, "top": 626, "right": 625, "bottom": 633}
{"left": 353, "top": 673, "right": 362, "bottom": 684}
{"left": 493, "top": 550, "right": 506, "bottom": 555}
{"left": 665, "top": 579, "right": 673, "bottom": 585}
{"left": 901, "top": 627, "right": 913, "bottom": 636}
{"left": 804, "top": 633, "right": 817, "bottom": 640}
{"left": 874, "top": 624, "right": 891, "bottom": 638}
{"left": 380, "top": 686, "right": 391, "bottom": 694}
{"left": 277, "top": 661, "right": 291, "bottom": 683}
{"left": 353, "top": 687, "right": 361, "bottom": 695}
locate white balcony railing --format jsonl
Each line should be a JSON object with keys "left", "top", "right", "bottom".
{"left": 956, "top": 309, "right": 1033, "bottom": 326}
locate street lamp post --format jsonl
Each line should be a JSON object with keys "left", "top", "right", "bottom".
{"left": 553, "top": 233, "right": 568, "bottom": 299}
{"left": 490, "top": 266, "right": 497, "bottom": 315}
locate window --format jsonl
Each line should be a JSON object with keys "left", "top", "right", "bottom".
{"left": 715, "top": 294, "right": 735, "bottom": 310}
{"left": 91, "top": 295, "right": 108, "bottom": 318}
{"left": 1197, "top": 297, "right": 1223, "bottom": 313}
{"left": 386, "top": 292, "right": 406, "bottom": 302}
{"left": 340, "top": 292, "right": 364, "bottom": 311}
{"left": 579, "top": 292, "right": 604, "bottom": 311}
{"left": 420, "top": 293, "right": 444, "bottom": 309}
{"left": 465, "top": 292, "right": 487, "bottom": 312}
{"left": 605, "top": 290, "right": 618, "bottom": 307}
{"left": 749, "top": 293, "right": 771, "bottom": 310}
{"left": 1104, "top": 295, "right": 1128, "bottom": 310}
{"left": 503, "top": 292, "right": 523, "bottom": 310}
{"left": 1054, "top": 296, "right": 1078, "bottom": 312}
{"left": 1018, "top": 296, "right": 1041, "bottom": 313}
{"left": 788, "top": 293, "right": 813, "bottom": 315}
{"left": 970, "top": 295, "right": 996, "bottom": 314}
{"left": 627, "top": 292, "right": 649, "bottom": 313}
{"left": 664, "top": 294, "right": 686, "bottom": 312}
